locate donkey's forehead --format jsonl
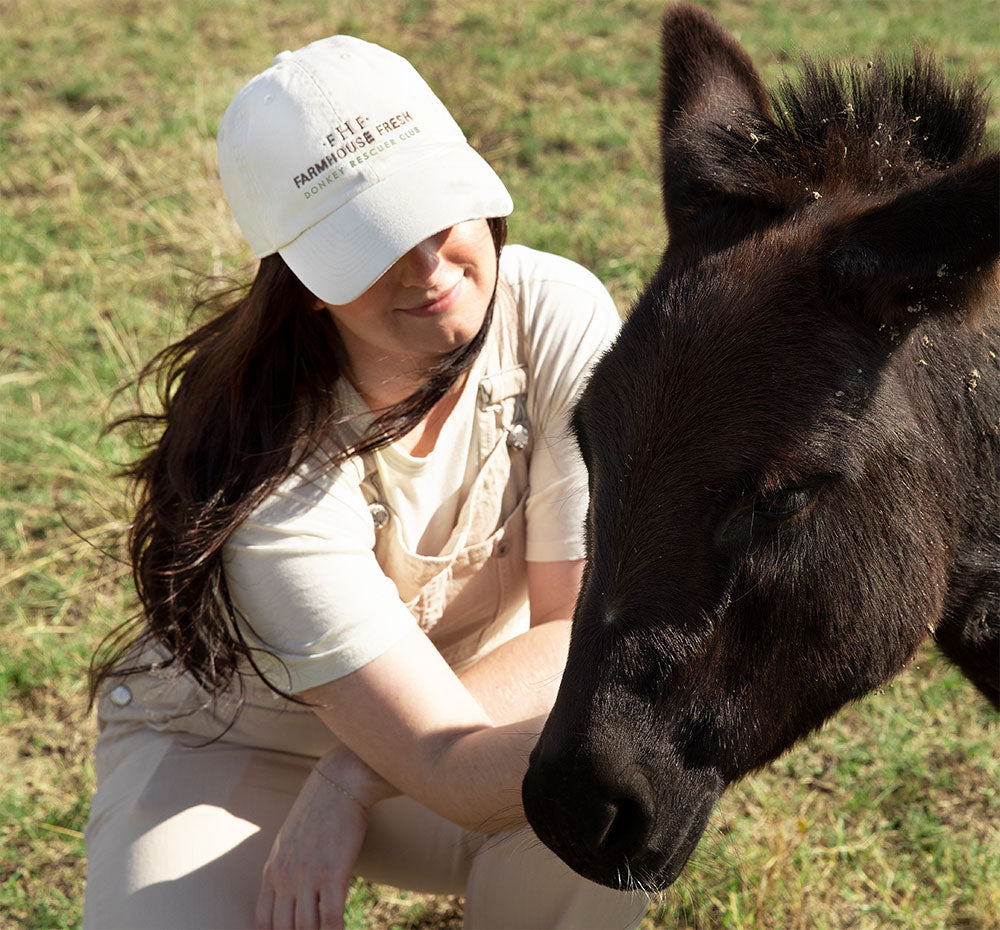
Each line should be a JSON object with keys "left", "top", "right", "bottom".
{"left": 581, "top": 264, "right": 880, "bottom": 482}
{"left": 607, "top": 262, "right": 849, "bottom": 400}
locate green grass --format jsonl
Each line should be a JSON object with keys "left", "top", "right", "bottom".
{"left": 2, "top": 0, "right": 998, "bottom": 928}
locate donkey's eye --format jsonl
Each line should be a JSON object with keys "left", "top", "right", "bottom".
{"left": 718, "top": 480, "right": 826, "bottom": 547}
{"left": 753, "top": 486, "right": 815, "bottom": 518}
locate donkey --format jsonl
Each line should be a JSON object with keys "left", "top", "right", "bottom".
{"left": 522, "top": 2, "right": 999, "bottom": 891}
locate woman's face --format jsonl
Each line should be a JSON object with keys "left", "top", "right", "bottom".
{"left": 318, "top": 219, "right": 497, "bottom": 400}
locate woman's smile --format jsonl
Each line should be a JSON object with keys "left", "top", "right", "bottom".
{"left": 318, "top": 219, "right": 497, "bottom": 405}
{"left": 398, "top": 275, "right": 465, "bottom": 316}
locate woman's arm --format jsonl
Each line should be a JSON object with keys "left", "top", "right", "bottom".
{"left": 256, "top": 559, "right": 581, "bottom": 928}
{"left": 299, "top": 557, "right": 582, "bottom": 831}
{"left": 449, "top": 557, "right": 582, "bottom": 722}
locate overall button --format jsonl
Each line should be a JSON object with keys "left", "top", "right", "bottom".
{"left": 369, "top": 502, "right": 390, "bottom": 530}
{"left": 496, "top": 539, "right": 510, "bottom": 557}
{"left": 507, "top": 423, "right": 530, "bottom": 450}
{"left": 109, "top": 684, "right": 132, "bottom": 707}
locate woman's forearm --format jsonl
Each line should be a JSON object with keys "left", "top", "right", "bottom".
{"left": 459, "top": 618, "right": 571, "bottom": 724}
{"left": 304, "top": 620, "right": 572, "bottom": 831}
{"left": 426, "top": 618, "right": 572, "bottom": 831}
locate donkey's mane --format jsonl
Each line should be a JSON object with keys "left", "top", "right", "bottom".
{"left": 714, "top": 52, "right": 990, "bottom": 205}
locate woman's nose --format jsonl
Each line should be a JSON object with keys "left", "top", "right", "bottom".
{"left": 396, "top": 228, "right": 450, "bottom": 285}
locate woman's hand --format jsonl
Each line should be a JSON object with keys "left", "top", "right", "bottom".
{"left": 256, "top": 747, "right": 396, "bottom": 930}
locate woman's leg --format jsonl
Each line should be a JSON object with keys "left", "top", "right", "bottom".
{"left": 355, "top": 799, "right": 650, "bottom": 929}
{"left": 84, "top": 724, "right": 312, "bottom": 930}
{"left": 86, "top": 723, "right": 648, "bottom": 930}
{"left": 463, "top": 829, "right": 650, "bottom": 930}
{"left": 354, "top": 795, "right": 478, "bottom": 893}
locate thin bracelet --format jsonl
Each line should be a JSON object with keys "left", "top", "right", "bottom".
{"left": 313, "top": 767, "right": 370, "bottom": 810}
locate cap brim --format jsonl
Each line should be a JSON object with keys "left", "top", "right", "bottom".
{"left": 278, "top": 145, "right": 513, "bottom": 305}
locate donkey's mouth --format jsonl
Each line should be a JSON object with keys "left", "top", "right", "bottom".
{"left": 632, "top": 789, "right": 719, "bottom": 890}
{"left": 535, "top": 779, "right": 722, "bottom": 892}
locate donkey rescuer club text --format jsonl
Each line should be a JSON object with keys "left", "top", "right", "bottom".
{"left": 292, "top": 111, "right": 419, "bottom": 195}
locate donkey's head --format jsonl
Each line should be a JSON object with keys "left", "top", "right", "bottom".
{"left": 522, "top": 3, "right": 999, "bottom": 890}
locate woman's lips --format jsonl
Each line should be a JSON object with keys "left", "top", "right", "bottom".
{"left": 398, "top": 277, "right": 464, "bottom": 316}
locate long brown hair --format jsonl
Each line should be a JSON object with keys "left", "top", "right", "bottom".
{"left": 90, "top": 216, "right": 508, "bottom": 704}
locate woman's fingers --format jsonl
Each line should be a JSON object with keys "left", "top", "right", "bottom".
{"left": 318, "top": 888, "right": 347, "bottom": 930}
{"left": 294, "top": 892, "right": 321, "bottom": 929}
{"left": 270, "top": 894, "right": 297, "bottom": 930}
{"left": 256, "top": 884, "right": 329, "bottom": 930}
{"left": 255, "top": 885, "right": 276, "bottom": 930}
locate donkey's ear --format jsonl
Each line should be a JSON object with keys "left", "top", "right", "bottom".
{"left": 825, "top": 153, "right": 1000, "bottom": 331}
{"left": 659, "top": 4, "right": 777, "bottom": 253}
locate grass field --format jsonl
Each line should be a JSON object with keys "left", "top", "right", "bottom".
{"left": 2, "top": 0, "right": 999, "bottom": 928}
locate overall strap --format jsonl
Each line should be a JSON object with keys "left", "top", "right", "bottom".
{"left": 474, "top": 275, "right": 530, "bottom": 459}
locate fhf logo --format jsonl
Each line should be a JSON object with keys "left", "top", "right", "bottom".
{"left": 293, "top": 111, "right": 417, "bottom": 193}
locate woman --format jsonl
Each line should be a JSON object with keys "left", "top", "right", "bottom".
{"left": 84, "top": 34, "right": 650, "bottom": 930}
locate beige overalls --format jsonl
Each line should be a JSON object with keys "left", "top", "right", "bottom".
{"left": 83, "top": 282, "right": 649, "bottom": 930}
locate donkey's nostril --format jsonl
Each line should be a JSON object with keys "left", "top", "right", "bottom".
{"left": 583, "top": 788, "right": 652, "bottom": 861}
{"left": 596, "top": 793, "right": 648, "bottom": 854}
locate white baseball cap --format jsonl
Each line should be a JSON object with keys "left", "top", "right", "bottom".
{"left": 217, "top": 35, "right": 513, "bottom": 305}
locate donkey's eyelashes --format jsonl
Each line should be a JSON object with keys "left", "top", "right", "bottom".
{"left": 753, "top": 485, "right": 816, "bottom": 518}
{"left": 717, "top": 480, "right": 825, "bottom": 546}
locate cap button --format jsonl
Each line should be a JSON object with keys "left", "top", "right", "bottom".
{"left": 272, "top": 50, "right": 294, "bottom": 65}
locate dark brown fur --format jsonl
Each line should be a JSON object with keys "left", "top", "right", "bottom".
{"left": 522, "top": 3, "right": 999, "bottom": 892}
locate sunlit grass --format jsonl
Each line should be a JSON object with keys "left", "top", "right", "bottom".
{"left": 2, "top": 1, "right": 998, "bottom": 927}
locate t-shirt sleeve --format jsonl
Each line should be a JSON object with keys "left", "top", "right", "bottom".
{"left": 222, "top": 458, "right": 417, "bottom": 692}
{"left": 504, "top": 247, "right": 621, "bottom": 562}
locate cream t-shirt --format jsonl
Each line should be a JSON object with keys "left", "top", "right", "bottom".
{"left": 222, "top": 245, "right": 620, "bottom": 692}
